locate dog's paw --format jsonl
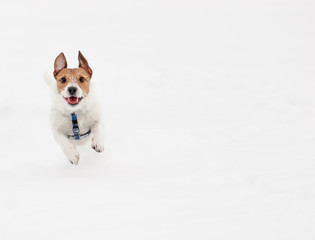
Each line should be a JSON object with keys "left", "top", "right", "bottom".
{"left": 92, "top": 137, "right": 104, "bottom": 153}
{"left": 64, "top": 146, "right": 80, "bottom": 165}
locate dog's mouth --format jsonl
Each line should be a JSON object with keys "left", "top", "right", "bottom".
{"left": 64, "top": 97, "right": 83, "bottom": 105}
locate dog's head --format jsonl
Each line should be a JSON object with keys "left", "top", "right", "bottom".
{"left": 53, "top": 51, "right": 92, "bottom": 106}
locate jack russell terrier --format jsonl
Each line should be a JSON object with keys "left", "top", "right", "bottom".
{"left": 47, "top": 51, "right": 104, "bottom": 165}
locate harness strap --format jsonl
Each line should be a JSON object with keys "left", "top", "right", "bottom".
{"left": 67, "top": 129, "right": 91, "bottom": 140}
{"left": 67, "top": 113, "right": 91, "bottom": 140}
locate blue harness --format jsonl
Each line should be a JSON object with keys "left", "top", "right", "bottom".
{"left": 67, "top": 113, "right": 91, "bottom": 140}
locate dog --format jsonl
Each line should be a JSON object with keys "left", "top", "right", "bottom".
{"left": 47, "top": 51, "right": 104, "bottom": 165}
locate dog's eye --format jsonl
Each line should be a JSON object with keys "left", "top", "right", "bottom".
{"left": 60, "top": 77, "right": 67, "bottom": 83}
{"left": 79, "top": 77, "right": 85, "bottom": 83}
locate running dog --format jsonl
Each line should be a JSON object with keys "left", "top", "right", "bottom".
{"left": 48, "top": 51, "right": 104, "bottom": 165}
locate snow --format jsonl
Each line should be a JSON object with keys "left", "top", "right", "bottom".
{"left": 0, "top": 0, "right": 315, "bottom": 239}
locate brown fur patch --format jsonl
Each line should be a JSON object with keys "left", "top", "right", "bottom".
{"left": 54, "top": 68, "right": 91, "bottom": 95}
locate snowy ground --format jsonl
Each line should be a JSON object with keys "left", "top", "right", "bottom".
{"left": 0, "top": 0, "right": 315, "bottom": 239}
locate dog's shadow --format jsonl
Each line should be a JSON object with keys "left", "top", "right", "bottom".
{"left": 26, "top": 146, "right": 110, "bottom": 180}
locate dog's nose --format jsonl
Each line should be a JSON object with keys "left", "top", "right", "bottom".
{"left": 68, "top": 87, "right": 77, "bottom": 95}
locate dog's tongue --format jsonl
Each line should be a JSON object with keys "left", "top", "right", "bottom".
{"left": 68, "top": 97, "right": 78, "bottom": 104}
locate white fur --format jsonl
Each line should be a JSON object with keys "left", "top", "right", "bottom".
{"left": 46, "top": 75, "right": 104, "bottom": 165}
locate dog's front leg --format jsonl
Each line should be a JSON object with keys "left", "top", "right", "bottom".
{"left": 91, "top": 121, "right": 104, "bottom": 153}
{"left": 54, "top": 131, "right": 80, "bottom": 165}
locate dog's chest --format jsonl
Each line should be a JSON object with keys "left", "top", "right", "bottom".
{"left": 58, "top": 112, "right": 94, "bottom": 136}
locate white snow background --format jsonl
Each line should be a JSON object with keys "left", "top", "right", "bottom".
{"left": 0, "top": 0, "right": 314, "bottom": 239}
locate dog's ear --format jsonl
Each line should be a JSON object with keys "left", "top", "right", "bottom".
{"left": 54, "top": 52, "right": 67, "bottom": 76}
{"left": 78, "top": 51, "right": 92, "bottom": 76}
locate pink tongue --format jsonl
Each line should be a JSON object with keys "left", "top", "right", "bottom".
{"left": 69, "top": 97, "right": 78, "bottom": 104}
